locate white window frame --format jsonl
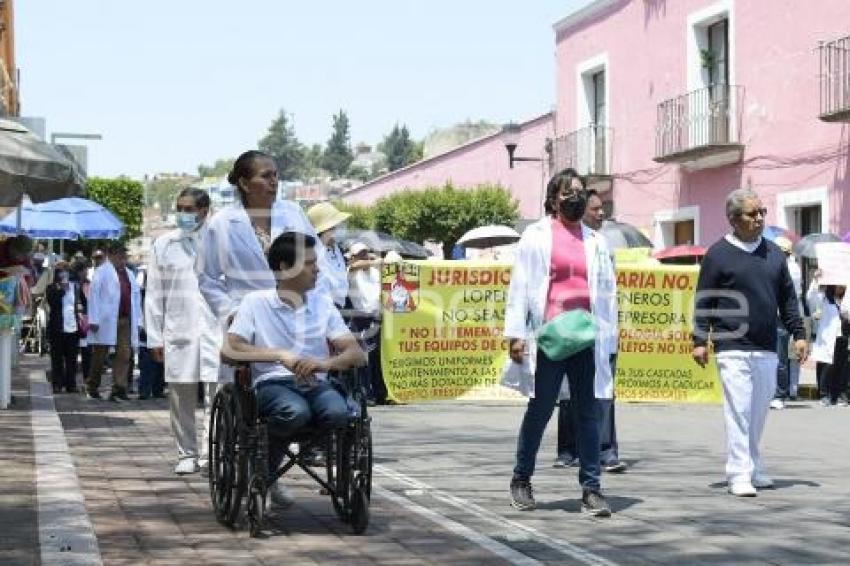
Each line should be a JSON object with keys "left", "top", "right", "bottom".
{"left": 775, "top": 187, "right": 829, "bottom": 234}
{"left": 686, "top": 1, "right": 737, "bottom": 146}
{"left": 575, "top": 53, "right": 610, "bottom": 176}
{"left": 653, "top": 205, "right": 701, "bottom": 248}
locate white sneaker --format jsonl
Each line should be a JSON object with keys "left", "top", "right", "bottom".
{"left": 174, "top": 458, "right": 200, "bottom": 475}
{"left": 728, "top": 482, "right": 757, "bottom": 497}
{"left": 769, "top": 399, "right": 785, "bottom": 410}
{"left": 270, "top": 482, "right": 295, "bottom": 509}
{"left": 752, "top": 474, "right": 774, "bottom": 489}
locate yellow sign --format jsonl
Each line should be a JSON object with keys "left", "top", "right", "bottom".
{"left": 615, "top": 265, "right": 721, "bottom": 403}
{"left": 380, "top": 260, "right": 520, "bottom": 402}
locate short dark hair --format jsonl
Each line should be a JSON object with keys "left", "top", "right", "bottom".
{"left": 228, "top": 150, "right": 273, "bottom": 204}
{"left": 586, "top": 188, "right": 601, "bottom": 202}
{"left": 178, "top": 187, "right": 211, "bottom": 210}
{"left": 543, "top": 168, "right": 587, "bottom": 215}
{"left": 267, "top": 231, "right": 317, "bottom": 272}
{"left": 107, "top": 241, "right": 128, "bottom": 254}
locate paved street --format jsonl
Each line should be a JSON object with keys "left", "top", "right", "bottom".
{"left": 4, "top": 355, "right": 850, "bottom": 565}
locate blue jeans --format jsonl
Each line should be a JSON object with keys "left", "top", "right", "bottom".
{"left": 138, "top": 347, "right": 164, "bottom": 397}
{"left": 255, "top": 379, "right": 349, "bottom": 474}
{"left": 514, "top": 347, "right": 600, "bottom": 491}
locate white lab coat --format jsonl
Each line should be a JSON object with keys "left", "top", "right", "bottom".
{"left": 145, "top": 227, "right": 221, "bottom": 383}
{"left": 808, "top": 283, "right": 850, "bottom": 365}
{"left": 87, "top": 261, "right": 142, "bottom": 348}
{"left": 317, "top": 243, "right": 349, "bottom": 308}
{"left": 198, "top": 199, "right": 319, "bottom": 319}
{"left": 503, "top": 218, "right": 618, "bottom": 399}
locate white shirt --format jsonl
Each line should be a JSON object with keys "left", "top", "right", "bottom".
{"left": 724, "top": 233, "right": 763, "bottom": 253}
{"left": 229, "top": 289, "right": 351, "bottom": 387}
{"left": 348, "top": 265, "right": 381, "bottom": 315}
{"left": 318, "top": 243, "right": 349, "bottom": 308}
{"left": 62, "top": 282, "right": 77, "bottom": 334}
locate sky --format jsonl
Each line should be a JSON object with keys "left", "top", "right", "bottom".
{"left": 15, "top": 1, "right": 593, "bottom": 179}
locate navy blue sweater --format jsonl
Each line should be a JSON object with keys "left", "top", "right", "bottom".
{"left": 693, "top": 237, "right": 804, "bottom": 352}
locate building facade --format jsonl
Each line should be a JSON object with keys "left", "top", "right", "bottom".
{"left": 341, "top": 113, "right": 556, "bottom": 220}
{"left": 0, "top": 0, "right": 19, "bottom": 116}
{"left": 555, "top": 0, "right": 849, "bottom": 246}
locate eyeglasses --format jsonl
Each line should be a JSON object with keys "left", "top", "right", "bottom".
{"left": 740, "top": 207, "right": 767, "bottom": 219}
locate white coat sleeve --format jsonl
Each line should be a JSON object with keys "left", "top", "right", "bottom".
{"left": 504, "top": 233, "right": 532, "bottom": 340}
{"left": 144, "top": 240, "right": 166, "bottom": 349}
{"left": 198, "top": 218, "right": 233, "bottom": 319}
{"left": 600, "top": 242, "right": 619, "bottom": 353}
{"left": 805, "top": 281, "right": 822, "bottom": 316}
{"left": 87, "top": 267, "right": 102, "bottom": 326}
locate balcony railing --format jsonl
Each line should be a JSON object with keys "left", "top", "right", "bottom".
{"left": 654, "top": 84, "right": 743, "bottom": 165}
{"left": 549, "top": 124, "right": 612, "bottom": 178}
{"left": 819, "top": 35, "right": 850, "bottom": 122}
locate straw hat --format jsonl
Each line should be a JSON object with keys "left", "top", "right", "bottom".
{"left": 306, "top": 202, "right": 351, "bottom": 235}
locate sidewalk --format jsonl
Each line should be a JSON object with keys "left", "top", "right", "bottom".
{"left": 0, "top": 355, "right": 40, "bottom": 565}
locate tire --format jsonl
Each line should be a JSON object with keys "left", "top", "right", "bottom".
{"left": 349, "top": 475, "right": 370, "bottom": 535}
{"left": 247, "top": 475, "right": 266, "bottom": 538}
{"left": 209, "top": 385, "right": 248, "bottom": 527}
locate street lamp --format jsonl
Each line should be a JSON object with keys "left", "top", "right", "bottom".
{"left": 502, "top": 122, "right": 543, "bottom": 168}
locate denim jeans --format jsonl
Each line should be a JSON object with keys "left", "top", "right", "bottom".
{"left": 557, "top": 354, "right": 619, "bottom": 464}
{"left": 514, "top": 347, "right": 600, "bottom": 491}
{"left": 138, "top": 346, "right": 165, "bottom": 397}
{"left": 774, "top": 327, "right": 791, "bottom": 400}
{"left": 255, "top": 379, "right": 350, "bottom": 474}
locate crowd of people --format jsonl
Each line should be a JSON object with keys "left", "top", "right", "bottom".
{"left": 3, "top": 154, "right": 847, "bottom": 522}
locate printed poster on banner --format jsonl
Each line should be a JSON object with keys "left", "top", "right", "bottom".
{"left": 814, "top": 242, "right": 850, "bottom": 286}
{"left": 615, "top": 264, "right": 721, "bottom": 404}
{"left": 380, "top": 260, "right": 520, "bottom": 403}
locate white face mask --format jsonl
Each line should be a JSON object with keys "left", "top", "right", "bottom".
{"left": 176, "top": 212, "right": 199, "bottom": 233}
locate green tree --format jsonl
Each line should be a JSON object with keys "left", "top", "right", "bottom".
{"left": 373, "top": 183, "right": 519, "bottom": 258}
{"left": 86, "top": 177, "right": 144, "bottom": 242}
{"left": 197, "top": 158, "right": 234, "bottom": 178}
{"left": 301, "top": 143, "right": 325, "bottom": 181}
{"left": 258, "top": 109, "right": 304, "bottom": 181}
{"left": 347, "top": 163, "right": 371, "bottom": 183}
{"left": 333, "top": 201, "right": 375, "bottom": 230}
{"left": 322, "top": 110, "right": 354, "bottom": 178}
{"left": 146, "top": 177, "right": 186, "bottom": 218}
{"left": 379, "top": 123, "right": 422, "bottom": 171}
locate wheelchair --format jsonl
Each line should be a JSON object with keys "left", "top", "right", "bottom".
{"left": 208, "top": 360, "right": 373, "bottom": 537}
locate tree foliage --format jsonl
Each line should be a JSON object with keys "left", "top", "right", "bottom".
{"left": 86, "top": 177, "right": 144, "bottom": 242}
{"left": 258, "top": 109, "right": 305, "bottom": 181}
{"left": 146, "top": 177, "right": 187, "bottom": 218}
{"left": 197, "top": 158, "right": 234, "bottom": 178}
{"left": 322, "top": 110, "right": 354, "bottom": 178}
{"left": 379, "top": 123, "right": 422, "bottom": 171}
{"left": 333, "top": 201, "right": 375, "bottom": 231}
{"left": 372, "top": 183, "right": 519, "bottom": 258}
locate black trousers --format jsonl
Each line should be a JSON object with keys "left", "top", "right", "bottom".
{"left": 49, "top": 332, "right": 80, "bottom": 391}
{"left": 826, "top": 336, "right": 849, "bottom": 402}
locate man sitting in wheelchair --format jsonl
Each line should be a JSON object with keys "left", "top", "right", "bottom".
{"left": 226, "top": 231, "right": 367, "bottom": 510}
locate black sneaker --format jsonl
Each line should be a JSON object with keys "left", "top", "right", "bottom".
{"left": 108, "top": 393, "right": 126, "bottom": 404}
{"left": 582, "top": 490, "right": 611, "bottom": 517}
{"left": 86, "top": 391, "right": 102, "bottom": 400}
{"left": 553, "top": 455, "right": 577, "bottom": 468}
{"left": 510, "top": 478, "right": 536, "bottom": 511}
{"left": 603, "top": 460, "right": 627, "bottom": 473}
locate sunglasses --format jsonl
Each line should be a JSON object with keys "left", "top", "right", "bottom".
{"left": 740, "top": 207, "right": 767, "bottom": 219}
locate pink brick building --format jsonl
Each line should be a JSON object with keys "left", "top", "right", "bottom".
{"left": 343, "top": 0, "right": 850, "bottom": 246}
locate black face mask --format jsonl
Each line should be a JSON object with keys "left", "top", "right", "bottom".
{"left": 558, "top": 195, "right": 587, "bottom": 222}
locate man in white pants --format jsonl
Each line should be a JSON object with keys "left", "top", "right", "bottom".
{"left": 693, "top": 188, "right": 807, "bottom": 497}
{"left": 145, "top": 188, "right": 221, "bottom": 475}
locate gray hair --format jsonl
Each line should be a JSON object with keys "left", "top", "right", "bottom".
{"left": 725, "top": 188, "right": 760, "bottom": 221}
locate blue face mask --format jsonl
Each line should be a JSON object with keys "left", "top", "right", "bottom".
{"left": 176, "top": 212, "right": 198, "bottom": 232}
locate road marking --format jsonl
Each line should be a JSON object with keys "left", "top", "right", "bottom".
{"left": 31, "top": 373, "right": 102, "bottom": 565}
{"left": 374, "top": 485, "right": 541, "bottom": 565}
{"left": 376, "top": 464, "right": 617, "bottom": 566}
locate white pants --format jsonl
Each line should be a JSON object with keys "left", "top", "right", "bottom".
{"left": 169, "top": 382, "right": 219, "bottom": 462}
{"left": 716, "top": 351, "right": 778, "bottom": 485}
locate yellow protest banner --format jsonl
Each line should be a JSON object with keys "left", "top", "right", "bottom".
{"left": 380, "top": 260, "right": 520, "bottom": 402}
{"left": 615, "top": 265, "right": 721, "bottom": 403}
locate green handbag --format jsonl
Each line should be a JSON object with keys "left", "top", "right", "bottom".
{"left": 536, "top": 309, "right": 597, "bottom": 361}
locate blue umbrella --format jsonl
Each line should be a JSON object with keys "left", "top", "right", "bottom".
{"left": 0, "top": 197, "right": 124, "bottom": 239}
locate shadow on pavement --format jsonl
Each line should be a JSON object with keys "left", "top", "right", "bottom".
{"left": 536, "top": 495, "right": 643, "bottom": 513}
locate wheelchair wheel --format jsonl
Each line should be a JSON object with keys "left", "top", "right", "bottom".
{"left": 209, "top": 385, "right": 248, "bottom": 527}
{"left": 350, "top": 476, "right": 369, "bottom": 535}
{"left": 246, "top": 475, "right": 266, "bottom": 538}
{"left": 330, "top": 430, "right": 351, "bottom": 523}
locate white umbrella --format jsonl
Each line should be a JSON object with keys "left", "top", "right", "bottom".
{"left": 457, "top": 225, "right": 521, "bottom": 249}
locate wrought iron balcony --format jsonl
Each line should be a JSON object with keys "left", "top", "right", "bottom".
{"left": 654, "top": 84, "right": 744, "bottom": 169}
{"left": 819, "top": 35, "right": 850, "bottom": 122}
{"left": 549, "top": 124, "right": 613, "bottom": 184}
